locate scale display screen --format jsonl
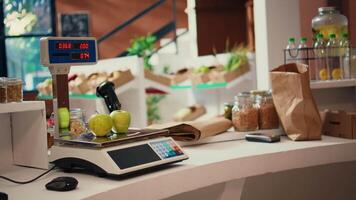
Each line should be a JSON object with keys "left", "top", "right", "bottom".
{"left": 48, "top": 39, "right": 96, "bottom": 64}
{"left": 108, "top": 144, "right": 161, "bottom": 169}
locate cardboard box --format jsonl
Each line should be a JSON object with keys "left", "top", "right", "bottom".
{"left": 320, "top": 110, "right": 356, "bottom": 139}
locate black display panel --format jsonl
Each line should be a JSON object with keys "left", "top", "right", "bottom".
{"left": 108, "top": 144, "right": 161, "bottom": 169}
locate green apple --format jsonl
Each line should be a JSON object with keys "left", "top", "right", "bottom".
{"left": 58, "top": 107, "right": 70, "bottom": 129}
{"left": 88, "top": 114, "right": 113, "bottom": 137}
{"left": 110, "top": 110, "right": 131, "bottom": 133}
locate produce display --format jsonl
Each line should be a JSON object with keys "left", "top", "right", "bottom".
{"left": 37, "top": 69, "right": 134, "bottom": 96}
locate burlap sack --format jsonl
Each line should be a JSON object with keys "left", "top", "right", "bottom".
{"left": 270, "top": 63, "right": 322, "bottom": 141}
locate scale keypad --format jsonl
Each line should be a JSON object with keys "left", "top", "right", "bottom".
{"left": 150, "top": 140, "right": 184, "bottom": 159}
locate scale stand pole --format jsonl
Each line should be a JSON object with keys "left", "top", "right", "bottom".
{"left": 50, "top": 66, "right": 70, "bottom": 139}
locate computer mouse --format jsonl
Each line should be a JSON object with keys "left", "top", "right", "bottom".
{"left": 45, "top": 176, "right": 78, "bottom": 192}
{"left": 0, "top": 192, "right": 8, "bottom": 200}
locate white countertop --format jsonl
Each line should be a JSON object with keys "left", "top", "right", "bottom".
{"left": 1, "top": 135, "right": 356, "bottom": 200}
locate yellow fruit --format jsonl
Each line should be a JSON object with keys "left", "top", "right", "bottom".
{"left": 319, "top": 69, "right": 328, "bottom": 80}
{"left": 88, "top": 114, "right": 113, "bottom": 137}
{"left": 332, "top": 68, "right": 342, "bottom": 80}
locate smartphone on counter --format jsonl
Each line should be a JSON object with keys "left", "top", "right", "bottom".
{"left": 245, "top": 133, "right": 281, "bottom": 143}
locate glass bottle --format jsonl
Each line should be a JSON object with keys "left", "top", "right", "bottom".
{"left": 326, "top": 33, "right": 342, "bottom": 80}
{"left": 314, "top": 33, "right": 327, "bottom": 81}
{"left": 6, "top": 78, "right": 23, "bottom": 102}
{"left": 312, "top": 7, "right": 348, "bottom": 40}
{"left": 340, "top": 33, "right": 350, "bottom": 79}
{"left": 298, "top": 37, "right": 308, "bottom": 63}
{"left": 232, "top": 92, "right": 259, "bottom": 132}
{"left": 286, "top": 37, "right": 297, "bottom": 63}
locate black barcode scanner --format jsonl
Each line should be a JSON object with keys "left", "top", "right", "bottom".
{"left": 96, "top": 81, "right": 121, "bottom": 112}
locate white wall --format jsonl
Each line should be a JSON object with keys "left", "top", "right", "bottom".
{"left": 254, "top": 0, "right": 301, "bottom": 89}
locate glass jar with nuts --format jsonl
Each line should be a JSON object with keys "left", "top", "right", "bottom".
{"left": 254, "top": 90, "right": 279, "bottom": 129}
{"left": 6, "top": 78, "right": 23, "bottom": 103}
{"left": 0, "top": 78, "right": 7, "bottom": 103}
{"left": 232, "top": 92, "right": 259, "bottom": 131}
{"left": 70, "top": 109, "right": 87, "bottom": 136}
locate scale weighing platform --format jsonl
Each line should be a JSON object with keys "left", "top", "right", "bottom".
{"left": 40, "top": 37, "right": 189, "bottom": 177}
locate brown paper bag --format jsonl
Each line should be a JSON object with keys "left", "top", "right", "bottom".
{"left": 270, "top": 63, "right": 322, "bottom": 141}
{"left": 147, "top": 117, "right": 232, "bottom": 141}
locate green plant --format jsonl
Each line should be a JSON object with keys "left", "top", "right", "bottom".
{"left": 127, "top": 34, "right": 157, "bottom": 71}
{"left": 162, "top": 65, "right": 172, "bottom": 75}
{"left": 224, "top": 45, "right": 248, "bottom": 72}
{"left": 146, "top": 94, "right": 165, "bottom": 125}
{"left": 194, "top": 65, "right": 210, "bottom": 74}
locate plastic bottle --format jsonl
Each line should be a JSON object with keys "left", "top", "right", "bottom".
{"left": 314, "top": 33, "right": 327, "bottom": 81}
{"left": 286, "top": 37, "right": 297, "bottom": 63}
{"left": 297, "top": 37, "right": 308, "bottom": 64}
{"left": 340, "top": 33, "right": 350, "bottom": 79}
{"left": 326, "top": 33, "right": 342, "bottom": 80}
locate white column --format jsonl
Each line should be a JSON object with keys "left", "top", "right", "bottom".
{"left": 254, "top": 0, "right": 301, "bottom": 90}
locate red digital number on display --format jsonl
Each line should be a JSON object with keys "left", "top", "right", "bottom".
{"left": 56, "top": 42, "right": 72, "bottom": 49}
{"left": 79, "top": 43, "right": 89, "bottom": 49}
{"left": 80, "top": 52, "right": 90, "bottom": 59}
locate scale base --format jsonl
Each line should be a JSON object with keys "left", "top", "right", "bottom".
{"left": 49, "top": 137, "right": 189, "bottom": 178}
{"left": 52, "top": 157, "right": 185, "bottom": 178}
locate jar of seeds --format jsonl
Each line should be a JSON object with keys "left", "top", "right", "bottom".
{"left": 6, "top": 78, "right": 22, "bottom": 103}
{"left": 0, "top": 78, "right": 7, "bottom": 103}
{"left": 232, "top": 92, "right": 259, "bottom": 131}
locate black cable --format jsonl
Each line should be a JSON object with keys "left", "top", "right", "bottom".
{"left": 0, "top": 166, "right": 56, "bottom": 184}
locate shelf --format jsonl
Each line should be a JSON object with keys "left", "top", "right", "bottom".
{"left": 144, "top": 79, "right": 171, "bottom": 93}
{"left": 0, "top": 101, "right": 45, "bottom": 114}
{"left": 310, "top": 79, "right": 356, "bottom": 89}
{"left": 170, "top": 71, "right": 252, "bottom": 90}
{"left": 38, "top": 80, "right": 137, "bottom": 100}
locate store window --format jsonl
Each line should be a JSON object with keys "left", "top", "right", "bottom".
{"left": 1, "top": 0, "right": 56, "bottom": 91}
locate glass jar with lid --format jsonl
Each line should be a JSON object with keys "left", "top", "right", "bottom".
{"left": 253, "top": 90, "right": 279, "bottom": 129}
{"left": 0, "top": 78, "right": 7, "bottom": 103}
{"left": 312, "top": 7, "right": 348, "bottom": 40}
{"left": 232, "top": 92, "right": 259, "bottom": 131}
{"left": 6, "top": 78, "right": 23, "bottom": 103}
{"left": 69, "top": 109, "right": 87, "bottom": 135}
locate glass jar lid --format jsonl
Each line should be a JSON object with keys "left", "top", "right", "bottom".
{"left": 0, "top": 77, "right": 6, "bottom": 87}
{"left": 6, "top": 77, "right": 22, "bottom": 85}
{"left": 318, "top": 7, "right": 338, "bottom": 14}
{"left": 70, "top": 108, "right": 84, "bottom": 120}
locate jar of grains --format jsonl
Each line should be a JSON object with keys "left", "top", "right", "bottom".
{"left": 0, "top": 78, "right": 7, "bottom": 103}
{"left": 232, "top": 92, "right": 259, "bottom": 131}
{"left": 70, "top": 109, "right": 87, "bottom": 136}
{"left": 253, "top": 90, "right": 279, "bottom": 129}
{"left": 6, "top": 78, "right": 22, "bottom": 102}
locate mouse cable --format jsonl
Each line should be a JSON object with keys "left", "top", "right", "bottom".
{"left": 0, "top": 166, "right": 56, "bottom": 184}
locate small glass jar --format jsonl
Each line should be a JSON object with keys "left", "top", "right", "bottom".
{"left": 232, "top": 92, "right": 259, "bottom": 131}
{"left": 224, "top": 102, "right": 233, "bottom": 120}
{"left": 0, "top": 78, "right": 7, "bottom": 103}
{"left": 6, "top": 78, "right": 23, "bottom": 103}
{"left": 255, "top": 91, "right": 279, "bottom": 129}
{"left": 69, "top": 109, "right": 86, "bottom": 135}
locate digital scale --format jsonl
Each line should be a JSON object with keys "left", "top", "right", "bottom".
{"left": 40, "top": 37, "right": 188, "bottom": 177}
